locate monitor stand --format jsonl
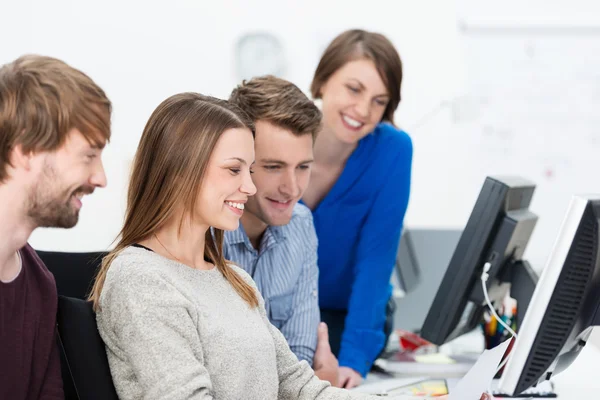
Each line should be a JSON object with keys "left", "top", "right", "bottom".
{"left": 500, "top": 259, "right": 539, "bottom": 329}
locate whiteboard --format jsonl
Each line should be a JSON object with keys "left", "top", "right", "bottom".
{"left": 407, "top": 22, "right": 600, "bottom": 272}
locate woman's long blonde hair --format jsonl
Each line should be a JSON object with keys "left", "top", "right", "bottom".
{"left": 88, "top": 93, "right": 258, "bottom": 311}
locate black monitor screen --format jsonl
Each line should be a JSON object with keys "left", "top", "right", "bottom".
{"left": 420, "top": 176, "right": 538, "bottom": 345}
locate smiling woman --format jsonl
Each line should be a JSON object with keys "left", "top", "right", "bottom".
{"left": 88, "top": 93, "right": 258, "bottom": 305}
{"left": 303, "top": 29, "right": 413, "bottom": 388}
{"left": 193, "top": 128, "right": 256, "bottom": 231}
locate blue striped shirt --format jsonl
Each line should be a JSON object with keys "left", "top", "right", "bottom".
{"left": 223, "top": 203, "right": 320, "bottom": 364}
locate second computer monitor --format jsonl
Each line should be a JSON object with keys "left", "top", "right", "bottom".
{"left": 420, "top": 176, "right": 538, "bottom": 345}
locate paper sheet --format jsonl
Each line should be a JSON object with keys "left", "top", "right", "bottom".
{"left": 414, "top": 353, "right": 456, "bottom": 364}
{"left": 448, "top": 338, "right": 511, "bottom": 400}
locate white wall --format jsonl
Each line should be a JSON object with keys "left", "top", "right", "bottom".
{"left": 2, "top": 0, "right": 462, "bottom": 250}
{"left": 2, "top": 0, "right": 599, "bottom": 273}
{"left": 409, "top": 0, "right": 600, "bottom": 271}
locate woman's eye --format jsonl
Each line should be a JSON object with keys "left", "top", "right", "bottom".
{"left": 229, "top": 168, "right": 241, "bottom": 175}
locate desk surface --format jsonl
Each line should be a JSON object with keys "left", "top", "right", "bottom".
{"left": 551, "top": 332, "right": 600, "bottom": 399}
{"left": 361, "top": 329, "right": 600, "bottom": 399}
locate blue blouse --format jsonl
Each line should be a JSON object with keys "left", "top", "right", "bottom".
{"left": 308, "top": 123, "right": 412, "bottom": 376}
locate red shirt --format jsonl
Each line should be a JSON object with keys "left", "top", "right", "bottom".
{"left": 0, "top": 244, "right": 63, "bottom": 399}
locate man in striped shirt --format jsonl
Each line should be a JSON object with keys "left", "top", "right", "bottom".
{"left": 227, "top": 76, "right": 339, "bottom": 386}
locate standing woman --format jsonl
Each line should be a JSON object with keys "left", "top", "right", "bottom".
{"left": 303, "top": 29, "right": 412, "bottom": 388}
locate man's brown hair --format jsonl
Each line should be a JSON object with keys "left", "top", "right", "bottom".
{"left": 0, "top": 54, "right": 112, "bottom": 182}
{"left": 311, "top": 29, "right": 403, "bottom": 125}
{"left": 229, "top": 75, "right": 321, "bottom": 140}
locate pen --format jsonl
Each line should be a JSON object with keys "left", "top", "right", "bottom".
{"left": 489, "top": 315, "right": 497, "bottom": 337}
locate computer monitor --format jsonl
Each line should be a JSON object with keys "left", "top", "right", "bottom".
{"left": 498, "top": 195, "right": 600, "bottom": 396}
{"left": 420, "top": 176, "right": 539, "bottom": 345}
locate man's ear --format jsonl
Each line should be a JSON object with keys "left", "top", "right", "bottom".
{"left": 9, "top": 144, "right": 35, "bottom": 172}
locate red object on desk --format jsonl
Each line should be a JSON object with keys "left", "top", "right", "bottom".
{"left": 397, "top": 329, "right": 434, "bottom": 352}
{"left": 495, "top": 336, "right": 516, "bottom": 378}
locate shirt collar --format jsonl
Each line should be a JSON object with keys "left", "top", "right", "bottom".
{"left": 225, "top": 222, "right": 287, "bottom": 248}
{"left": 267, "top": 224, "right": 286, "bottom": 241}
{"left": 225, "top": 224, "right": 248, "bottom": 245}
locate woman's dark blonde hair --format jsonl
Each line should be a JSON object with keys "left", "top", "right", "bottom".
{"left": 310, "top": 29, "right": 403, "bottom": 125}
{"left": 88, "top": 93, "right": 258, "bottom": 310}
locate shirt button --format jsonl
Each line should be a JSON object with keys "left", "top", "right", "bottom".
{"left": 312, "top": 290, "right": 317, "bottom": 297}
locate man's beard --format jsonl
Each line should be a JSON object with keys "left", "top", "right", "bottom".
{"left": 27, "top": 163, "right": 93, "bottom": 229}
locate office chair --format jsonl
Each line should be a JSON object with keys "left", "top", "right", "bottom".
{"left": 56, "top": 295, "right": 119, "bottom": 400}
{"left": 394, "top": 229, "right": 422, "bottom": 294}
{"left": 36, "top": 250, "right": 106, "bottom": 299}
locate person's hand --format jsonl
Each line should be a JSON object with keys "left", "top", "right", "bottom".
{"left": 338, "top": 366, "right": 362, "bottom": 389}
{"left": 313, "top": 322, "right": 340, "bottom": 387}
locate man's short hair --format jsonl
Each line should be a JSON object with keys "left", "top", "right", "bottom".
{"left": 229, "top": 75, "right": 321, "bottom": 140}
{"left": 0, "top": 54, "right": 112, "bottom": 182}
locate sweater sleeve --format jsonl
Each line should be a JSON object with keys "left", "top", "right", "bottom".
{"left": 261, "top": 287, "right": 420, "bottom": 400}
{"left": 338, "top": 135, "right": 413, "bottom": 376}
{"left": 97, "top": 265, "right": 214, "bottom": 400}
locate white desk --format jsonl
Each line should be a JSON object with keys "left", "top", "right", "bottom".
{"left": 359, "top": 329, "right": 600, "bottom": 399}
{"left": 550, "top": 335, "right": 600, "bottom": 399}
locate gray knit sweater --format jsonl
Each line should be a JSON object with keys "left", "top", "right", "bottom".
{"left": 96, "top": 247, "right": 417, "bottom": 400}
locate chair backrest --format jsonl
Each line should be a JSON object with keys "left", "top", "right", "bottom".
{"left": 56, "top": 295, "right": 119, "bottom": 400}
{"left": 394, "top": 228, "right": 421, "bottom": 294}
{"left": 393, "top": 228, "right": 463, "bottom": 333}
{"left": 36, "top": 250, "right": 106, "bottom": 299}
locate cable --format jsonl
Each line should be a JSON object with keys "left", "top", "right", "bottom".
{"left": 495, "top": 353, "right": 511, "bottom": 374}
{"left": 481, "top": 262, "right": 518, "bottom": 338}
{"left": 480, "top": 261, "right": 517, "bottom": 383}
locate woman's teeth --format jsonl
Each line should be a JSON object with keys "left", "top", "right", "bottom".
{"left": 343, "top": 115, "right": 363, "bottom": 128}
{"left": 226, "top": 201, "right": 244, "bottom": 210}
